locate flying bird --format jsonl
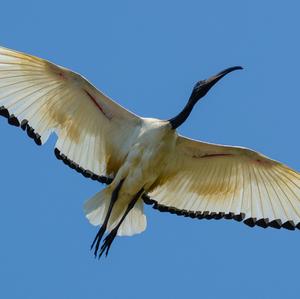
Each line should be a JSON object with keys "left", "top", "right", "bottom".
{"left": 1, "top": 46, "right": 300, "bottom": 259}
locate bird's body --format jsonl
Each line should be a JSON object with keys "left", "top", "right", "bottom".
{"left": 85, "top": 118, "right": 176, "bottom": 236}
{"left": 1, "top": 45, "right": 300, "bottom": 258}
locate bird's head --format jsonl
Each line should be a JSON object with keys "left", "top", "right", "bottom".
{"left": 189, "top": 66, "right": 243, "bottom": 103}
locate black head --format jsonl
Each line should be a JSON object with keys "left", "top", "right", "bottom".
{"left": 190, "top": 66, "right": 243, "bottom": 102}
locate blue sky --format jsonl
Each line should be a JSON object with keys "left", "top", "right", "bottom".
{"left": 1, "top": 1, "right": 300, "bottom": 298}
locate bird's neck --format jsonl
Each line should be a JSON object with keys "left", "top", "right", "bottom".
{"left": 169, "top": 97, "right": 197, "bottom": 129}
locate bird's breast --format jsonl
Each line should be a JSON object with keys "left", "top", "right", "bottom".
{"left": 123, "top": 122, "right": 177, "bottom": 191}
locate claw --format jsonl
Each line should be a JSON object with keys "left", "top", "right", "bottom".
{"left": 90, "top": 225, "right": 107, "bottom": 257}
{"left": 90, "top": 179, "right": 125, "bottom": 258}
{"left": 98, "top": 228, "right": 118, "bottom": 259}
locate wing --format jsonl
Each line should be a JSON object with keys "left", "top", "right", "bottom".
{"left": 144, "top": 135, "right": 300, "bottom": 230}
{"left": 0, "top": 46, "right": 141, "bottom": 183}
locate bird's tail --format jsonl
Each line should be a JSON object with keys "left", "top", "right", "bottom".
{"left": 83, "top": 188, "right": 147, "bottom": 236}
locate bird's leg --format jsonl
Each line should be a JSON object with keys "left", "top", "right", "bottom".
{"left": 91, "top": 179, "right": 124, "bottom": 257}
{"left": 98, "top": 188, "right": 144, "bottom": 259}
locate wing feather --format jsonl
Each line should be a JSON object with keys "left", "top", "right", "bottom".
{"left": 146, "top": 135, "right": 300, "bottom": 230}
{"left": 0, "top": 46, "right": 141, "bottom": 182}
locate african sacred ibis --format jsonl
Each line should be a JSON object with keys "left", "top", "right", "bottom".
{"left": 1, "top": 46, "right": 300, "bottom": 259}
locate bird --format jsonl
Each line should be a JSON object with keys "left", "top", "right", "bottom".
{"left": 1, "top": 46, "right": 300, "bottom": 259}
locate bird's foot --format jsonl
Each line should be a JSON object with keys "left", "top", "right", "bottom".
{"left": 90, "top": 225, "right": 107, "bottom": 257}
{"left": 98, "top": 228, "right": 118, "bottom": 259}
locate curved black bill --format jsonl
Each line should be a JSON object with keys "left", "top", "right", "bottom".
{"left": 205, "top": 66, "right": 243, "bottom": 86}
{"left": 191, "top": 66, "right": 243, "bottom": 101}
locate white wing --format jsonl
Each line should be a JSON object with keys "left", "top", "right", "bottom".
{"left": 0, "top": 46, "right": 141, "bottom": 182}
{"left": 144, "top": 135, "right": 300, "bottom": 230}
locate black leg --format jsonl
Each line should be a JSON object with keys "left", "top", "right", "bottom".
{"left": 98, "top": 188, "right": 144, "bottom": 259}
{"left": 90, "top": 179, "right": 124, "bottom": 257}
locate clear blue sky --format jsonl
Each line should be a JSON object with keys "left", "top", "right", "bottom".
{"left": 1, "top": 1, "right": 300, "bottom": 298}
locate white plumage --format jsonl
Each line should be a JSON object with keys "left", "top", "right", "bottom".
{"left": 0, "top": 46, "right": 300, "bottom": 257}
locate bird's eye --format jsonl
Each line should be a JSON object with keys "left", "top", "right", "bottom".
{"left": 193, "top": 80, "right": 205, "bottom": 91}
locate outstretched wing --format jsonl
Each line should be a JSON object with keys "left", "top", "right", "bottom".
{"left": 0, "top": 46, "right": 141, "bottom": 183}
{"left": 145, "top": 135, "right": 300, "bottom": 230}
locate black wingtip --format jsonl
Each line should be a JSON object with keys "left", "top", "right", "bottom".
{"left": 269, "top": 219, "right": 282, "bottom": 229}
{"left": 20, "top": 119, "right": 28, "bottom": 131}
{"left": 145, "top": 196, "right": 300, "bottom": 232}
{"left": 0, "top": 105, "right": 42, "bottom": 145}
{"left": 0, "top": 106, "right": 9, "bottom": 118}
{"left": 282, "top": 221, "right": 295, "bottom": 231}
{"left": 8, "top": 115, "right": 20, "bottom": 127}
{"left": 256, "top": 218, "right": 269, "bottom": 229}
{"left": 53, "top": 147, "right": 113, "bottom": 185}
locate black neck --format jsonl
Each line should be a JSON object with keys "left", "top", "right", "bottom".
{"left": 168, "top": 96, "right": 197, "bottom": 129}
{"left": 168, "top": 66, "right": 243, "bottom": 130}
